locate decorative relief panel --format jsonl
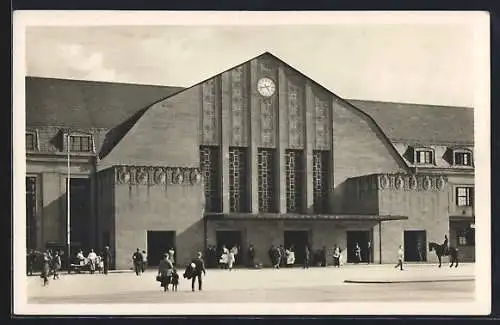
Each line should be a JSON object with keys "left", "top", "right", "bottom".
{"left": 260, "top": 100, "right": 275, "bottom": 147}
{"left": 359, "top": 174, "right": 448, "bottom": 192}
{"left": 115, "top": 165, "right": 202, "bottom": 186}
{"left": 287, "top": 82, "right": 304, "bottom": 149}
{"left": 314, "top": 96, "right": 330, "bottom": 150}
{"left": 230, "top": 67, "right": 248, "bottom": 146}
{"left": 201, "top": 79, "right": 218, "bottom": 145}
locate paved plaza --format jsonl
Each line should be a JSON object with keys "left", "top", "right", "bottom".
{"left": 27, "top": 263, "right": 475, "bottom": 304}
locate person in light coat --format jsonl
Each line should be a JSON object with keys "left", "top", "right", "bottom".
{"left": 394, "top": 245, "right": 404, "bottom": 271}
{"left": 87, "top": 249, "right": 98, "bottom": 274}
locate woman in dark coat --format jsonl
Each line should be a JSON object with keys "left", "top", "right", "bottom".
{"left": 157, "top": 253, "right": 174, "bottom": 292}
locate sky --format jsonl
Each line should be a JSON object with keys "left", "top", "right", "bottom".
{"left": 26, "top": 23, "right": 475, "bottom": 107}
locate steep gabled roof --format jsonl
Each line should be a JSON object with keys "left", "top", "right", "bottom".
{"left": 348, "top": 99, "right": 474, "bottom": 146}
{"left": 25, "top": 76, "right": 184, "bottom": 129}
{"left": 98, "top": 52, "right": 410, "bottom": 171}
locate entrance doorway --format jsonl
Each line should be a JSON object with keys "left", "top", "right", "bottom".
{"left": 216, "top": 231, "right": 243, "bottom": 266}
{"left": 346, "top": 231, "right": 371, "bottom": 263}
{"left": 147, "top": 231, "right": 176, "bottom": 267}
{"left": 404, "top": 230, "right": 427, "bottom": 262}
{"left": 284, "top": 230, "right": 310, "bottom": 266}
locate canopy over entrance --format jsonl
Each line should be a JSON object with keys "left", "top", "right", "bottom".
{"left": 204, "top": 213, "right": 408, "bottom": 221}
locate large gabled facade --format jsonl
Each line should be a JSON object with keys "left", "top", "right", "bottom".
{"left": 25, "top": 53, "right": 475, "bottom": 269}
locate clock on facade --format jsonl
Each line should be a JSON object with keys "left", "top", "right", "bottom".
{"left": 257, "top": 77, "right": 276, "bottom": 97}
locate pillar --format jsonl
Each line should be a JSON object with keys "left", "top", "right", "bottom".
{"left": 221, "top": 73, "right": 231, "bottom": 214}
{"left": 249, "top": 61, "right": 260, "bottom": 213}
{"left": 304, "top": 80, "right": 315, "bottom": 214}
{"left": 277, "top": 64, "right": 287, "bottom": 213}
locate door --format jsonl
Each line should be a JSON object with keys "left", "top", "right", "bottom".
{"left": 216, "top": 231, "right": 243, "bottom": 266}
{"left": 404, "top": 230, "right": 427, "bottom": 262}
{"left": 284, "top": 231, "right": 310, "bottom": 266}
{"left": 147, "top": 231, "right": 176, "bottom": 267}
{"left": 346, "top": 231, "right": 371, "bottom": 263}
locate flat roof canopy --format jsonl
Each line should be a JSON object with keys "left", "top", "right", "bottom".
{"left": 205, "top": 213, "right": 408, "bottom": 221}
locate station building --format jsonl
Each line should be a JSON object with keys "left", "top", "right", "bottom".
{"left": 25, "top": 53, "right": 475, "bottom": 269}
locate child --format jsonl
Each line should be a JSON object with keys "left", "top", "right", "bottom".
{"left": 170, "top": 269, "right": 180, "bottom": 291}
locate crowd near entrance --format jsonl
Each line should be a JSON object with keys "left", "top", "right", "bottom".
{"left": 346, "top": 231, "right": 371, "bottom": 263}
{"left": 216, "top": 230, "right": 243, "bottom": 266}
{"left": 284, "top": 230, "right": 310, "bottom": 266}
{"left": 404, "top": 230, "right": 427, "bottom": 262}
{"left": 147, "top": 231, "right": 176, "bottom": 267}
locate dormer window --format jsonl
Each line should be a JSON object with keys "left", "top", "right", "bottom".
{"left": 69, "top": 134, "right": 93, "bottom": 152}
{"left": 26, "top": 131, "right": 37, "bottom": 151}
{"left": 415, "top": 149, "right": 434, "bottom": 165}
{"left": 454, "top": 150, "right": 472, "bottom": 166}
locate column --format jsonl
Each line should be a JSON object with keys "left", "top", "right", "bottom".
{"left": 249, "top": 61, "right": 260, "bottom": 213}
{"left": 328, "top": 98, "right": 336, "bottom": 213}
{"left": 277, "top": 65, "right": 287, "bottom": 213}
{"left": 221, "top": 73, "right": 231, "bottom": 214}
{"left": 89, "top": 173, "right": 97, "bottom": 248}
{"left": 304, "top": 80, "right": 315, "bottom": 214}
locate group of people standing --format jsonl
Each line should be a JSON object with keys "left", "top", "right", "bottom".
{"left": 218, "top": 245, "right": 239, "bottom": 270}
{"left": 156, "top": 251, "right": 206, "bottom": 292}
{"left": 74, "top": 246, "right": 112, "bottom": 275}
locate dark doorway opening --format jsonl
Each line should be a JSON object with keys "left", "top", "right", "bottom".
{"left": 346, "top": 231, "right": 371, "bottom": 263}
{"left": 147, "top": 231, "right": 176, "bottom": 267}
{"left": 404, "top": 230, "right": 427, "bottom": 262}
{"left": 68, "top": 178, "right": 92, "bottom": 250}
{"left": 284, "top": 230, "right": 310, "bottom": 266}
{"left": 216, "top": 231, "right": 243, "bottom": 266}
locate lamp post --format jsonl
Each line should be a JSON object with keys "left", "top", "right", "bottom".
{"left": 66, "top": 132, "right": 71, "bottom": 267}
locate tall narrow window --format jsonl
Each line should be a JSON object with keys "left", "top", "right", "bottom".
{"left": 313, "top": 150, "right": 329, "bottom": 213}
{"left": 285, "top": 150, "right": 304, "bottom": 213}
{"left": 26, "top": 177, "right": 37, "bottom": 250}
{"left": 200, "top": 146, "right": 222, "bottom": 213}
{"left": 26, "top": 132, "right": 36, "bottom": 151}
{"left": 229, "top": 147, "right": 249, "bottom": 213}
{"left": 70, "top": 135, "right": 93, "bottom": 152}
{"left": 257, "top": 148, "right": 277, "bottom": 213}
{"left": 456, "top": 187, "right": 473, "bottom": 207}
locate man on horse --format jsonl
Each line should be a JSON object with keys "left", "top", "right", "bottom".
{"left": 442, "top": 234, "right": 449, "bottom": 255}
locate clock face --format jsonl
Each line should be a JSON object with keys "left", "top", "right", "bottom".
{"left": 257, "top": 77, "right": 276, "bottom": 97}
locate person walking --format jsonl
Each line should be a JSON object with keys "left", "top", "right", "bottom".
{"left": 190, "top": 252, "right": 206, "bottom": 292}
{"left": 141, "top": 250, "right": 148, "bottom": 273}
{"left": 52, "top": 251, "right": 61, "bottom": 279}
{"left": 228, "top": 246, "right": 237, "bottom": 271}
{"left": 367, "top": 241, "right": 372, "bottom": 264}
{"left": 354, "top": 243, "right": 362, "bottom": 264}
{"left": 102, "top": 246, "right": 111, "bottom": 275}
{"left": 41, "top": 252, "right": 50, "bottom": 286}
{"left": 303, "top": 245, "right": 310, "bottom": 269}
{"left": 88, "top": 249, "right": 98, "bottom": 274}
{"left": 394, "top": 245, "right": 404, "bottom": 271}
{"left": 248, "top": 244, "right": 255, "bottom": 268}
{"left": 168, "top": 248, "right": 175, "bottom": 266}
{"left": 333, "top": 246, "right": 341, "bottom": 267}
{"left": 132, "top": 248, "right": 143, "bottom": 276}
{"left": 157, "top": 253, "right": 174, "bottom": 292}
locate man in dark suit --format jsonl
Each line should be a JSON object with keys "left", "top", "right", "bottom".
{"left": 102, "top": 246, "right": 111, "bottom": 275}
{"left": 191, "top": 251, "right": 206, "bottom": 291}
{"left": 132, "top": 248, "right": 143, "bottom": 276}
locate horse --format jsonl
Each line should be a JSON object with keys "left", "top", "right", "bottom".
{"left": 428, "top": 242, "right": 459, "bottom": 268}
